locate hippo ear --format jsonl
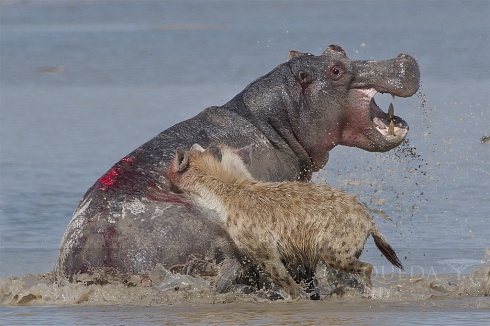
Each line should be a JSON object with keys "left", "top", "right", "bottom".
{"left": 322, "top": 44, "right": 346, "bottom": 56}
{"left": 207, "top": 143, "right": 223, "bottom": 162}
{"left": 289, "top": 50, "right": 314, "bottom": 59}
{"left": 174, "top": 148, "right": 189, "bottom": 172}
{"left": 234, "top": 146, "right": 252, "bottom": 165}
{"left": 289, "top": 50, "right": 303, "bottom": 59}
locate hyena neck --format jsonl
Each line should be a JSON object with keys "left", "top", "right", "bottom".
{"left": 192, "top": 186, "right": 227, "bottom": 222}
{"left": 190, "top": 162, "right": 248, "bottom": 223}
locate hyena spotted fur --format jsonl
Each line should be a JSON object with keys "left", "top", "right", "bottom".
{"left": 167, "top": 144, "right": 403, "bottom": 300}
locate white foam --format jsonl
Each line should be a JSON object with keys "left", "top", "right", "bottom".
{"left": 2, "top": 256, "right": 488, "bottom": 306}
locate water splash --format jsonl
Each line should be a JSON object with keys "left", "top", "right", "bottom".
{"left": 1, "top": 251, "right": 488, "bottom": 307}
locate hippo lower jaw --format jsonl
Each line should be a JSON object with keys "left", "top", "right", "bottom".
{"left": 341, "top": 88, "right": 409, "bottom": 152}
{"left": 368, "top": 90, "right": 409, "bottom": 140}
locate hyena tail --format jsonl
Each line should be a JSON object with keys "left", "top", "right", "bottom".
{"left": 371, "top": 226, "right": 404, "bottom": 271}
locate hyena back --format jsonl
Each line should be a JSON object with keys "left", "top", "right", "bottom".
{"left": 167, "top": 144, "right": 403, "bottom": 299}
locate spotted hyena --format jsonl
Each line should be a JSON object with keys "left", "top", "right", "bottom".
{"left": 167, "top": 144, "right": 403, "bottom": 299}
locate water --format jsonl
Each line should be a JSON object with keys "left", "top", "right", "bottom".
{"left": 0, "top": 0, "right": 489, "bottom": 323}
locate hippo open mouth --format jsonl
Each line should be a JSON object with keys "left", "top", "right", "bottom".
{"left": 368, "top": 90, "right": 409, "bottom": 139}
{"left": 343, "top": 87, "right": 410, "bottom": 152}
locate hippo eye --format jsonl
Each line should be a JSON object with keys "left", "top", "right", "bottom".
{"left": 329, "top": 64, "right": 344, "bottom": 80}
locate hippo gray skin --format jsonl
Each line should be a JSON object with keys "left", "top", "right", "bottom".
{"left": 54, "top": 45, "right": 420, "bottom": 285}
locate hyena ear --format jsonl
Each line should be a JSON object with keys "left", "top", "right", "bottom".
{"left": 207, "top": 143, "right": 222, "bottom": 162}
{"left": 234, "top": 146, "right": 252, "bottom": 165}
{"left": 190, "top": 143, "right": 205, "bottom": 152}
{"left": 174, "top": 147, "right": 189, "bottom": 172}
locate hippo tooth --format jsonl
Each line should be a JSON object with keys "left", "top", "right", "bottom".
{"left": 386, "top": 103, "right": 394, "bottom": 122}
{"left": 388, "top": 120, "right": 395, "bottom": 136}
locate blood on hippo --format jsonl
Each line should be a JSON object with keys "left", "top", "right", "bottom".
{"left": 98, "top": 155, "right": 189, "bottom": 208}
{"left": 145, "top": 190, "right": 193, "bottom": 208}
{"left": 98, "top": 156, "right": 135, "bottom": 191}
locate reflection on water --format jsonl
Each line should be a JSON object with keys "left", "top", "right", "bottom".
{"left": 1, "top": 302, "right": 490, "bottom": 326}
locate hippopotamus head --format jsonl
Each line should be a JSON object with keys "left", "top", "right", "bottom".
{"left": 285, "top": 45, "right": 420, "bottom": 170}
{"left": 250, "top": 44, "right": 420, "bottom": 173}
{"left": 289, "top": 45, "right": 420, "bottom": 170}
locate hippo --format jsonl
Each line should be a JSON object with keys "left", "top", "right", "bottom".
{"left": 54, "top": 45, "right": 420, "bottom": 285}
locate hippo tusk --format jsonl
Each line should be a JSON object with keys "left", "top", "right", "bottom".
{"left": 388, "top": 120, "right": 395, "bottom": 136}
{"left": 386, "top": 103, "right": 394, "bottom": 123}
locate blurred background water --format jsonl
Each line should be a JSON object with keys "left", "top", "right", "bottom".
{"left": 0, "top": 0, "right": 489, "bottom": 323}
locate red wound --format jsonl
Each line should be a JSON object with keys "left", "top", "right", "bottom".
{"left": 98, "top": 156, "right": 135, "bottom": 190}
{"left": 99, "top": 168, "right": 120, "bottom": 188}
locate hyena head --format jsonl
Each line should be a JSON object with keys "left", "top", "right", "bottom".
{"left": 167, "top": 143, "right": 254, "bottom": 193}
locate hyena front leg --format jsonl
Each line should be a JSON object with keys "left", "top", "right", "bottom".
{"left": 321, "top": 251, "right": 374, "bottom": 292}
{"left": 215, "top": 257, "right": 243, "bottom": 293}
{"left": 258, "top": 256, "right": 301, "bottom": 300}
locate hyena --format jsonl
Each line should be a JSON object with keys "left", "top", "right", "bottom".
{"left": 167, "top": 144, "right": 404, "bottom": 299}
